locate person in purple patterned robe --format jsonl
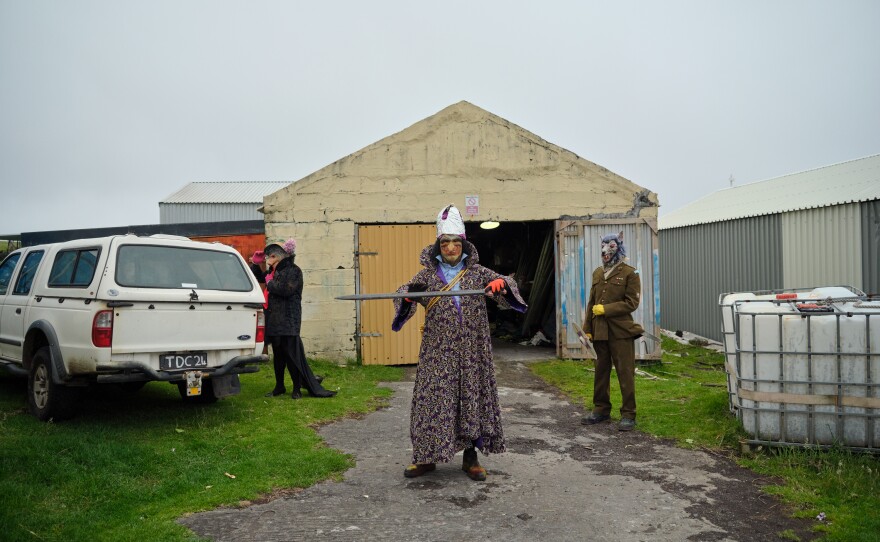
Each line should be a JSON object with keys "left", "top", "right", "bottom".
{"left": 392, "top": 205, "right": 527, "bottom": 481}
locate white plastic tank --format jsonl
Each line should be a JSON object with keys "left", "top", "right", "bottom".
{"left": 719, "top": 286, "right": 879, "bottom": 450}
{"left": 734, "top": 296, "right": 794, "bottom": 441}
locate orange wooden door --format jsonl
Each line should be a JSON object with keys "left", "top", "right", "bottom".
{"left": 357, "top": 224, "right": 435, "bottom": 365}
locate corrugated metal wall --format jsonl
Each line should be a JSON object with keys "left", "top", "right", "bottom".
{"left": 556, "top": 219, "right": 660, "bottom": 360}
{"left": 159, "top": 203, "right": 265, "bottom": 224}
{"left": 782, "top": 203, "right": 863, "bottom": 290}
{"left": 862, "top": 200, "right": 880, "bottom": 296}
{"left": 556, "top": 223, "right": 589, "bottom": 359}
{"left": 659, "top": 215, "right": 783, "bottom": 341}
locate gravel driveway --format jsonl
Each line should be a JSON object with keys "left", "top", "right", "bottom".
{"left": 181, "top": 343, "right": 816, "bottom": 542}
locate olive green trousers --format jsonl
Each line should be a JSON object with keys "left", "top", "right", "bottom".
{"left": 592, "top": 338, "right": 637, "bottom": 420}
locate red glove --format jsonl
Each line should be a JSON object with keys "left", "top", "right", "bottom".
{"left": 485, "top": 278, "right": 507, "bottom": 294}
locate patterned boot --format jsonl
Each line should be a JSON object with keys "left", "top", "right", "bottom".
{"left": 462, "top": 448, "right": 487, "bottom": 481}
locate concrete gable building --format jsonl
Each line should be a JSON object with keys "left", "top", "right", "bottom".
{"left": 264, "top": 101, "right": 660, "bottom": 364}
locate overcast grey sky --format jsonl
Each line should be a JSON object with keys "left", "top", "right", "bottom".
{"left": 1, "top": 1, "right": 878, "bottom": 234}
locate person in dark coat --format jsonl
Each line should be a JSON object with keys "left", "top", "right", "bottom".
{"left": 392, "top": 205, "right": 527, "bottom": 481}
{"left": 581, "top": 231, "right": 644, "bottom": 431}
{"left": 263, "top": 240, "right": 335, "bottom": 399}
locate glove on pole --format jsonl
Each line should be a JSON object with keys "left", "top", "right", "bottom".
{"left": 485, "top": 278, "right": 507, "bottom": 295}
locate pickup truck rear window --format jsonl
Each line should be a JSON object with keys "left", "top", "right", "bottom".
{"left": 49, "top": 248, "right": 99, "bottom": 287}
{"left": 115, "top": 245, "right": 252, "bottom": 291}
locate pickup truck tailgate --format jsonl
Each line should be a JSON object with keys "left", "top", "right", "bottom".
{"left": 111, "top": 303, "right": 260, "bottom": 354}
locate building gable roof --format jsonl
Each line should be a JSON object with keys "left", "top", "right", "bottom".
{"left": 659, "top": 154, "right": 880, "bottom": 230}
{"left": 271, "top": 100, "right": 650, "bottom": 197}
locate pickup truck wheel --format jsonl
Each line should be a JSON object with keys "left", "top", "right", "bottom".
{"left": 177, "top": 379, "right": 218, "bottom": 404}
{"left": 28, "top": 347, "right": 79, "bottom": 421}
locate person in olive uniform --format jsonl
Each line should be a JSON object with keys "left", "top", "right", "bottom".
{"left": 581, "top": 232, "right": 644, "bottom": 431}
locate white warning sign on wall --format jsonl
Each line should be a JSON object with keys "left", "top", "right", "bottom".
{"left": 465, "top": 195, "right": 479, "bottom": 215}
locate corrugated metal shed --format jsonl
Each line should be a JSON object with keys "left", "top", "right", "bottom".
{"left": 863, "top": 200, "right": 880, "bottom": 294}
{"left": 160, "top": 182, "right": 289, "bottom": 204}
{"left": 659, "top": 215, "right": 783, "bottom": 340}
{"left": 658, "top": 153, "right": 880, "bottom": 342}
{"left": 781, "top": 204, "right": 863, "bottom": 289}
{"left": 660, "top": 154, "right": 880, "bottom": 230}
{"left": 159, "top": 182, "right": 289, "bottom": 224}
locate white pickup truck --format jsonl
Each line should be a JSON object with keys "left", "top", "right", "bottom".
{"left": 0, "top": 234, "right": 268, "bottom": 420}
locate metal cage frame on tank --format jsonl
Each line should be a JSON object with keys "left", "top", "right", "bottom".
{"left": 719, "top": 286, "right": 880, "bottom": 453}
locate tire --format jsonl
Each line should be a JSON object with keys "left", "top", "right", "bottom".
{"left": 27, "top": 346, "right": 79, "bottom": 421}
{"left": 177, "top": 378, "right": 218, "bottom": 404}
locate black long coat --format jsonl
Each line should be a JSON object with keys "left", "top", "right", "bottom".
{"left": 264, "top": 256, "right": 302, "bottom": 337}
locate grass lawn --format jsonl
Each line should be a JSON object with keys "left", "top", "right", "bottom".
{"left": 530, "top": 336, "right": 880, "bottom": 542}
{"left": 3, "top": 338, "right": 878, "bottom": 541}
{"left": 0, "top": 359, "right": 402, "bottom": 542}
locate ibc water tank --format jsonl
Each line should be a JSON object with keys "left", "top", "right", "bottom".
{"left": 719, "top": 286, "right": 879, "bottom": 450}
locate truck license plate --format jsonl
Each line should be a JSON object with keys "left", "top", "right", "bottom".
{"left": 160, "top": 352, "right": 208, "bottom": 371}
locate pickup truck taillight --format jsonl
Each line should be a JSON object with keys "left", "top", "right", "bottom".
{"left": 255, "top": 311, "right": 265, "bottom": 344}
{"left": 92, "top": 310, "right": 113, "bottom": 347}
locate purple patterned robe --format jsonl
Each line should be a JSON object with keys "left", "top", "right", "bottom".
{"left": 392, "top": 241, "right": 527, "bottom": 464}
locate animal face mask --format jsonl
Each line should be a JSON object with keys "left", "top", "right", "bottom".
{"left": 600, "top": 231, "right": 625, "bottom": 266}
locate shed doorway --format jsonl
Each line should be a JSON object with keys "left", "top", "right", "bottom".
{"left": 355, "top": 222, "right": 555, "bottom": 365}
{"left": 465, "top": 220, "right": 556, "bottom": 349}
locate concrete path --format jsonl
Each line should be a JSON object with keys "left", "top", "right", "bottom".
{"left": 181, "top": 343, "right": 815, "bottom": 542}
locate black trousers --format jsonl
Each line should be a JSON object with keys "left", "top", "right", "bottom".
{"left": 268, "top": 335, "right": 328, "bottom": 395}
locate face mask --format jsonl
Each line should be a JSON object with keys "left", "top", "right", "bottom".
{"left": 601, "top": 239, "right": 618, "bottom": 264}
{"left": 439, "top": 236, "right": 463, "bottom": 265}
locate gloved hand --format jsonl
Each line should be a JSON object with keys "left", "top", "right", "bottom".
{"left": 485, "top": 278, "right": 507, "bottom": 296}
{"left": 405, "top": 283, "right": 426, "bottom": 303}
{"left": 592, "top": 304, "right": 605, "bottom": 316}
{"left": 577, "top": 332, "right": 593, "bottom": 347}
{"left": 265, "top": 272, "right": 274, "bottom": 284}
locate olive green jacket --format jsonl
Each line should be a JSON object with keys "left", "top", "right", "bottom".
{"left": 582, "top": 262, "right": 645, "bottom": 341}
